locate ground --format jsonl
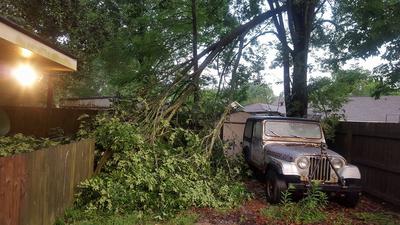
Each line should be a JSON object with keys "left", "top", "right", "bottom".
{"left": 191, "top": 179, "right": 400, "bottom": 225}
{"left": 60, "top": 178, "right": 400, "bottom": 225}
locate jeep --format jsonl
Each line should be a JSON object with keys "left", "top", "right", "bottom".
{"left": 243, "top": 116, "right": 362, "bottom": 207}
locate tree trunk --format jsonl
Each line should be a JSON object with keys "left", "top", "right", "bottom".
{"left": 191, "top": 0, "right": 200, "bottom": 108}
{"left": 267, "top": 0, "right": 292, "bottom": 115}
{"left": 286, "top": 0, "right": 317, "bottom": 117}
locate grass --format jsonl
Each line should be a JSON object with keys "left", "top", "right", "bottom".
{"left": 165, "top": 213, "right": 198, "bottom": 225}
{"left": 261, "top": 204, "right": 327, "bottom": 224}
{"left": 55, "top": 209, "right": 198, "bottom": 225}
{"left": 353, "top": 212, "right": 399, "bottom": 225}
{"left": 331, "top": 212, "right": 352, "bottom": 225}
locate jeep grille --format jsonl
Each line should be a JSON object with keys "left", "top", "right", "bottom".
{"left": 309, "top": 157, "right": 332, "bottom": 182}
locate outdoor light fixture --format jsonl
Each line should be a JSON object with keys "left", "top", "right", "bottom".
{"left": 20, "top": 48, "right": 33, "bottom": 58}
{"left": 11, "top": 64, "right": 39, "bottom": 86}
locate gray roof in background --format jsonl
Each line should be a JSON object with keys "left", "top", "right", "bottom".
{"left": 243, "top": 102, "right": 286, "bottom": 114}
{"left": 342, "top": 96, "right": 400, "bottom": 123}
{"left": 243, "top": 96, "right": 400, "bottom": 123}
{"left": 243, "top": 101, "right": 315, "bottom": 116}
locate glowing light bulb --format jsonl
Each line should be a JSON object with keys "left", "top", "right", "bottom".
{"left": 20, "top": 48, "right": 33, "bottom": 58}
{"left": 12, "top": 64, "right": 39, "bottom": 86}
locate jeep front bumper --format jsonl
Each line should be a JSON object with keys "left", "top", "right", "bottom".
{"left": 285, "top": 176, "right": 362, "bottom": 193}
{"left": 289, "top": 183, "right": 362, "bottom": 193}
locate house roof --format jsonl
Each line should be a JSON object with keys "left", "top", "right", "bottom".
{"left": 0, "top": 16, "right": 77, "bottom": 73}
{"left": 342, "top": 96, "right": 400, "bottom": 123}
{"left": 247, "top": 115, "right": 319, "bottom": 122}
{"left": 243, "top": 101, "right": 315, "bottom": 116}
{"left": 243, "top": 102, "right": 286, "bottom": 114}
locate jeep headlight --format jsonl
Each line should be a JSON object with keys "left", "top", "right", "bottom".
{"left": 331, "top": 158, "right": 344, "bottom": 169}
{"left": 297, "top": 157, "right": 309, "bottom": 169}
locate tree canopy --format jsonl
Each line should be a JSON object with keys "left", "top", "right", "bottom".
{"left": 1, "top": 0, "right": 399, "bottom": 118}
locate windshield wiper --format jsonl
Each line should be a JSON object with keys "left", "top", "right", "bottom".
{"left": 267, "top": 129, "right": 282, "bottom": 137}
{"left": 288, "top": 134, "right": 307, "bottom": 140}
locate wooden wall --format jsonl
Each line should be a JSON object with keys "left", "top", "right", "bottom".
{"left": 332, "top": 122, "right": 400, "bottom": 205}
{"left": 223, "top": 112, "right": 251, "bottom": 155}
{"left": 0, "top": 106, "right": 100, "bottom": 137}
{"left": 0, "top": 139, "right": 95, "bottom": 225}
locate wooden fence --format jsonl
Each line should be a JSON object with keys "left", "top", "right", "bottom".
{"left": 331, "top": 122, "right": 400, "bottom": 205}
{"left": 0, "top": 139, "right": 95, "bottom": 225}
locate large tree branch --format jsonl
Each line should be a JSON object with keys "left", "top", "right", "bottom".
{"left": 178, "top": 6, "right": 286, "bottom": 75}
{"left": 287, "top": 0, "right": 298, "bottom": 45}
{"left": 267, "top": 0, "right": 293, "bottom": 53}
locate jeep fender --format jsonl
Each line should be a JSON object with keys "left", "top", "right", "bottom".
{"left": 338, "top": 164, "right": 361, "bottom": 179}
{"left": 267, "top": 156, "right": 299, "bottom": 176}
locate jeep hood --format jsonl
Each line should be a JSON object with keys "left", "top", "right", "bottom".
{"left": 266, "top": 143, "right": 343, "bottom": 162}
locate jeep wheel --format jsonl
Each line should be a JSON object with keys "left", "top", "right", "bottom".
{"left": 343, "top": 192, "right": 360, "bottom": 208}
{"left": 265, "top": 170, "right": 287, "bottom": 204}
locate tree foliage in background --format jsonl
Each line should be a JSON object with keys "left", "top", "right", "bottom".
{"left": 241, "top": 83, "right": 276, "bottom": 105}
{"left": 329, "top": 0, "right": 400, "bottom": 97}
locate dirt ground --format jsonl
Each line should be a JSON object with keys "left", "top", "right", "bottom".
{"left": 192, "top": 179, "right": 400, "bottom": 225}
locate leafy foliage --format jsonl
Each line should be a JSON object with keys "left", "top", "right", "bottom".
{"left": 75, "top": 114, "right": 249, "bottom": 219}
{"left": 0, "top": 134, "right": 59, "bottom": 157}
{"left": 320, "top": 115, "right": 341, "bottom": 142}
{"left": 262, "top": 184, "right": 328, "bottom": 224}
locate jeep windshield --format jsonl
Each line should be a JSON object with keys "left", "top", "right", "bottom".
{"left": 264, "top": 120, "right": 322, "bottom": 139}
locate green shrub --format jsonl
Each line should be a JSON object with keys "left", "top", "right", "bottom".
{"left": 74, "top": 116, "right": 249, "bottom": 219}
{"left": 262, "top": 184, "right": 328, "bottom": 224}
{"left": 0, "top": 134, "right": 59, "bottom": 157}
{"left": 320, "top": 115, "right": 342, "bottom": 142}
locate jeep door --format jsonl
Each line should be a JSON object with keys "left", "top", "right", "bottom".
{"left": 251, "top": 121, "right": 264, "bottom": 167}
{"left": 243, "top": 120, "right": 253, "bottom": 156}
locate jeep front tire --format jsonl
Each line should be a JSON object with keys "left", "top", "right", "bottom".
{"left": 343, "top": 192, "right": 360, "bottom": 208}
{"left": 265, "top": 170, "right": 287, "bottom": 204}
